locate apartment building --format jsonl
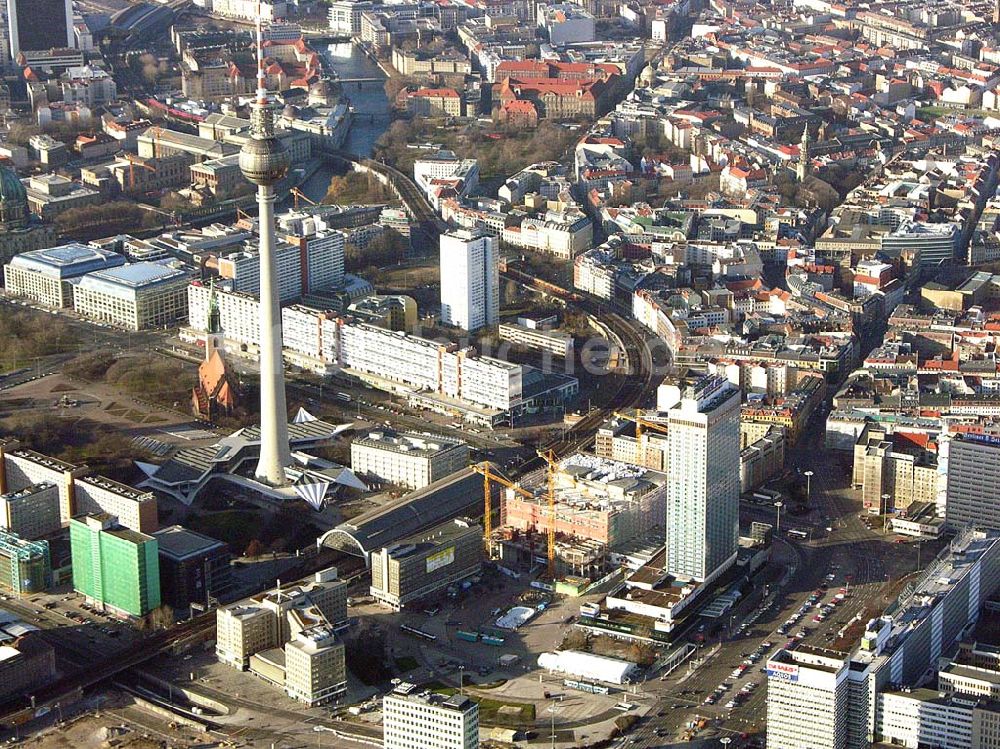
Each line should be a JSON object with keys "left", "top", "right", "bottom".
{"left": 0, "top": 441, "right": 88, "bottom": 525}
{"left": 74, "top": 475, "right": 158, "bottom": 534}
{"left": 853, "top": 424, "right": 938, "bottom": 515}
{"left": 0, "top": 483, "right": 61, "bottom": 540}
{"left": 440, "top": 228, "right": 499, "bottom": 333}
{"left": 351, "top": 431, "right": 469, "bottom": 490}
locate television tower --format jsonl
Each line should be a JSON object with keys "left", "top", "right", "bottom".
{"left": 241, "top": 7, "right": 291, "bottom": 485}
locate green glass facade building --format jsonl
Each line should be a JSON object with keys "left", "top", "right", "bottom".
{"left": 69, "top": 514, "right": 160, "bottom": 618}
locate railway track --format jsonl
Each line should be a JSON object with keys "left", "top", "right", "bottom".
{"left": 508, "top": 272, "right": 660, "bottom": 471}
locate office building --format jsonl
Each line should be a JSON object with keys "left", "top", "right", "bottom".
{"left": 0, "top": 530, "right": 50, "bottom": 596}
{"left": 4, "top": 0, "right": 73, "bottom": 59}
{"left": 0, "top": 483, "right": 61, "bottom": 540}
{"left": 939, "top": 641, "right": 1000, "bottom": 699}
{"left": 662, "top": 375, "right": 741, "bottom": 583}
{"left": 370, "top": 518, "right": 482, "bottom": 610}
{"left": 383, "top": 685, "right": 479, "bottom": 749}
{"left": 0, "top": 634, "right": 56, "bottom": 701}
{"left": 216, "top": 568, "right": 347, "bottom": 669}
{"left": 536, "top": 2, "right": 595, "bottom": 45}
{"left": 875, "top": 688, "right": 989, "bottom": 749}
{"left": 153, "top": 525, "right": 233, "bottom": 609}
{"left": 74, "top": 475, "right": 158, "bottom": 534}
{"left": 72, "top": 262, "right": 190, "bottom": 330}
{"left": 328, "top": 0, "right": 376, "bottom": 34}
{"left": 946, "top": 432, "right": 1000, "bottom": 531}
{"left": 881, "top": 220, "right": 960, "bottom": 275}
{"left": 765, "top": 529, "right": 1000, "bottom": 749}
{"left": 766, "top": 646, "right": 849, "bottom": 749}
{"left": 69, "top": 514, "right": 161, "bottom": 618}
{"left": 0, "top": 441, "right": 87, "bottom": 525}
{"left": 283, "top": 625, "right": 347, "bottom": 705}
{"left": 4, "top": 243, "right": 125, "bottom": 309}
{"left": 439, "top": 228, "right": 499, "bottom": 332}
{"left": 498, "top": 321, "right": 574, "bottom": 359}
{"left": 216, "top": 604, "right": 278, "bottom": 670}
{"left": 351, "top": 431, "right": 469, "bottom": 491}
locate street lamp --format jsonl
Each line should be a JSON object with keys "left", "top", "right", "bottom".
{"left": 720, "top": 738, "right": 732, "bottom": 748}
{"left": 882, "top": 494, "right": 892, "bottom": 532}
{"left": 803, "top": 470, "right": 814, "bottom": 503}
{"left": 774, "top": 501, "right": 783, "bottom": 538}
{"left": 548, "top": 700, "right": 560, "bottom": 749}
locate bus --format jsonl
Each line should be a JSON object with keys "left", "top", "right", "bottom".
{"left": 787, "top": 529, "right": 809, "bottom": 540}
{"left": 400, "top": 624, "right": 436, "bottom": 641}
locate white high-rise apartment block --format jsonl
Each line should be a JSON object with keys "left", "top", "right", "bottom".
{"left": 766, "top": 647, "right": 850, "bottom": 749}
{"left": 383, "top": 687, "right": 479, "bottom": 749}
{"left": 662, "top": 375, "right": 740, "bottom": 583}
{"left": 439, "top": 228, "right": 499, "bottom": 333}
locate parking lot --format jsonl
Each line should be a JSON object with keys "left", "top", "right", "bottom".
{"left": 1, "top": 589, "right": 141, "bottom": 670}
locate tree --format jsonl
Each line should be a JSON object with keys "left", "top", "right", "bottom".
{"left": 244, "top": 539, "right": 265, "bottom": 559}
{"left": 146, "top": 603, "right": 174, "bottom": 630}
{"left": 627, "top": 641, "right": 655, "bottom": 666}
{"left": 6, "top": 122, "right": 39, "bottom": 146}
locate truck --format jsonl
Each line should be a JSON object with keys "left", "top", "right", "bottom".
{"left": 456, "top": 630, "right": 480, "bottom": 643}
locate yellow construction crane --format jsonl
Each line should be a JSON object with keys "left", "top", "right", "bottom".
{"left": 291, "top": 186, "right": 319, "bottom": 211}
{"left": 470, "top": 462, "right": 533, "bottom": 558}
{"left": 614, "top": 410, "right": 669, "bottom": 441}
{"left": 536, "top": 448, "right": 559, "bottom": 580}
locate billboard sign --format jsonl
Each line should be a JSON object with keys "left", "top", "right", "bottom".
{"left": 766, "top": 662, "right": 799, "bottom": 682}
{"left": 426, "top": 546, "right": 455, "bottom": 573}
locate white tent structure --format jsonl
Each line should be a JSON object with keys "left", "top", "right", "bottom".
{"left": 537, "top": 650, "right": 638, "bottom": 684}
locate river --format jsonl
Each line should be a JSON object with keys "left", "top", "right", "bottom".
{"left": 298, "top": 42, "right": 392, "bottom": 204}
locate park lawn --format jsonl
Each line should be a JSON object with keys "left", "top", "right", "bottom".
{"left": 427, "top": 685, "right": 535, "bottom": 726}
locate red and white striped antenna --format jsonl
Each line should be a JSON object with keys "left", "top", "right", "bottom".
{"left": 256, "top": 1, "right": 268, "bottom": 105}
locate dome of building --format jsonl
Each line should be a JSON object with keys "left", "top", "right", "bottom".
{"left": 0, "top": 164, "right": 28, "bottom": 231}
{"left": 640, "top": 63, "right": 656, "bottom": 87}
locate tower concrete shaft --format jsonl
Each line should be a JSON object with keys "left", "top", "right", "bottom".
{"left": 241, "top": 7, "right": 291, "bottom": 486}
{"left": 253, "top": 184, "right": 292, "bottom": 484}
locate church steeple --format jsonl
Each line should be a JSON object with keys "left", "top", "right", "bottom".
{"left": 797, "top": 126, "right": 811, "bottom": 182}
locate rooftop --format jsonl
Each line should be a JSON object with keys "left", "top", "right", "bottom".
{"left": 77, "top": 262, "right": 189, "bottom": 298}
{"left": 9, "top": 243, "right": 125, "bottom": 280}
{"left": 153, "top": 525, "right": 226, "bottom": 561}
{"left": 353, "top": 430, "right": 465, "bottom": 457}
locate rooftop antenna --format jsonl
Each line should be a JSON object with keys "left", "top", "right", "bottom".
{"left": 256, "top": 1, "right": 268, "bottom": 106}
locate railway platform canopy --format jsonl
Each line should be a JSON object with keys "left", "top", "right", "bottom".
{"left": 318, "top": 463, "right": 505, "bottom": 564}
